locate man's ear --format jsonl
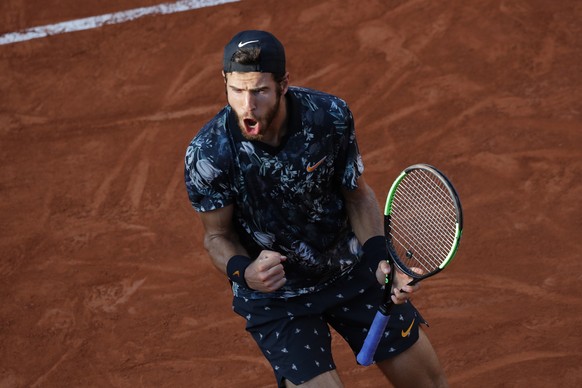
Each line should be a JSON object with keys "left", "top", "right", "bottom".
{"left": 222, "top": 71, "right": 227, "bottom": 84}
{"left": 281, "top": 72, "right": 290, "bottom": 94}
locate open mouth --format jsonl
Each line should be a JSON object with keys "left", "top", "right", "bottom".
{"left": 243, "top": 118, "right": 260, "bottom": 136}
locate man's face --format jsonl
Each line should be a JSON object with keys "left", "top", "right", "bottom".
{"left": 224, "top": 72, "right": 285, "bottom": 141}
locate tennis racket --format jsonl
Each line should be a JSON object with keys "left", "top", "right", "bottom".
{"left": 356, "top": 163, "right": 463, "bottom": 366}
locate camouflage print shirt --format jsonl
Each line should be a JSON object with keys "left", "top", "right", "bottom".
{"left": 184, "top": 86, "right": 365, "bottom": 299}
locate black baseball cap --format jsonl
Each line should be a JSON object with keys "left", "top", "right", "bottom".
{"left": 223, "top": 30, "right": 286, "bottom": 75}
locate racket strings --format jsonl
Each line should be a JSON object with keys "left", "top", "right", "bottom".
{"left": 392, "top": 177, "right": 456, "bottom": 269}
{"left": 390, "top": 170, "right": 458, "bottom": 274}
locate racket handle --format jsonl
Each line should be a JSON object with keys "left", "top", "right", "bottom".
{"left": 356, "top": 310, "right": 390, "bottom": 366}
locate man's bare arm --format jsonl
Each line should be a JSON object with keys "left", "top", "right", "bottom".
{"left": 199, "top": 204, "right": 247, "bottom": 274}
{"left": 341, "top": 176, "right": 384, "bottom": 243}
{"left": 198, "top": 205, "right": 287, "bottom": 292}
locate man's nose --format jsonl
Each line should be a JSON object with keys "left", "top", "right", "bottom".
{"left": 243, "top": 92, "right": 256, "bottom": 111}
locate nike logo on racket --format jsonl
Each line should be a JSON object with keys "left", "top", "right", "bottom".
{"left": 401, "top": 318, "right": 415, "bottom": 337}
{"left": 306, "top": 156, "right": 327, "bottom": 172}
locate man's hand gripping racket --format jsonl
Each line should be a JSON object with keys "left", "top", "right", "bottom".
{"left": 357, "top": 164, "right": 463, "bottom": 366}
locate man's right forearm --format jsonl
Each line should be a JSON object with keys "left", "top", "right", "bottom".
{"left": 204, "top": 232, "right": 249, "bottom": 274}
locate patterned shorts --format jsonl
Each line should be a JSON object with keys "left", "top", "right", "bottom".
{"left": 232, "top": 260, "right": 426, "bottom": 386}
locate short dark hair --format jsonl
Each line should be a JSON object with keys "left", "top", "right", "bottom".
{"left": 231, "top": 47, "right": 286, "bottom": 82}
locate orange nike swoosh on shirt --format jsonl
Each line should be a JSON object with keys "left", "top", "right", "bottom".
{"left": 232, "top": 270, "right": 240, "bottom": 277}
{"left": 306, "top": 156, "right": 327, "bottom": 172}
{"left": 401, "top": 318, "right": 415, "bottom": 337}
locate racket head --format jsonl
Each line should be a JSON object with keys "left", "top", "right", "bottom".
{"left": 384, "top": 164, "right": 463, "bottom": 280}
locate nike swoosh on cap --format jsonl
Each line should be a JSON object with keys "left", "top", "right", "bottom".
{"left": 238, "top": 40, "right": 259, "bottom": 48}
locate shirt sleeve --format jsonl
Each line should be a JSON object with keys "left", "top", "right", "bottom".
{"left": 184, "top": 134, "right": 234, "bottom": 212}
{"left": 337, "top": 108, "right": 364, "bottom": 190}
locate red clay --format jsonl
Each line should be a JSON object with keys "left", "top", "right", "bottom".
{"left": 1, "top": 0, "right": 581, "bottom": 386}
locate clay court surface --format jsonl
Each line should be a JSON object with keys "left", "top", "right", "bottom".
{"left": 1, "top": 0, "right": 581, "bottom": 386}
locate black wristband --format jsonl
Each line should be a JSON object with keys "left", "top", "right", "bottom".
{"left": 362, "top": 235, "right": 389, "bottom": 269}
{"left": 226, "top": 255, "right": 253, "bottom": 288}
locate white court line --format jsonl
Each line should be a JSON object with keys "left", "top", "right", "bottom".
{"left": 0, "top": 0, "right": 239, "bottom": 46}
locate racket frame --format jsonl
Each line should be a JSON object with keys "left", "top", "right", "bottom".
{"left": 384, "top": 163, "right": 463, "bottom": 282}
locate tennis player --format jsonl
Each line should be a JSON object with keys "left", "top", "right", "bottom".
{"left": 184, "top": 30, "right": 447, "bottom": 387}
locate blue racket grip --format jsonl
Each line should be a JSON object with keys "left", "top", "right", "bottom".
{"left": 356, "top": 310, "right": 390, "bottom": 366}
